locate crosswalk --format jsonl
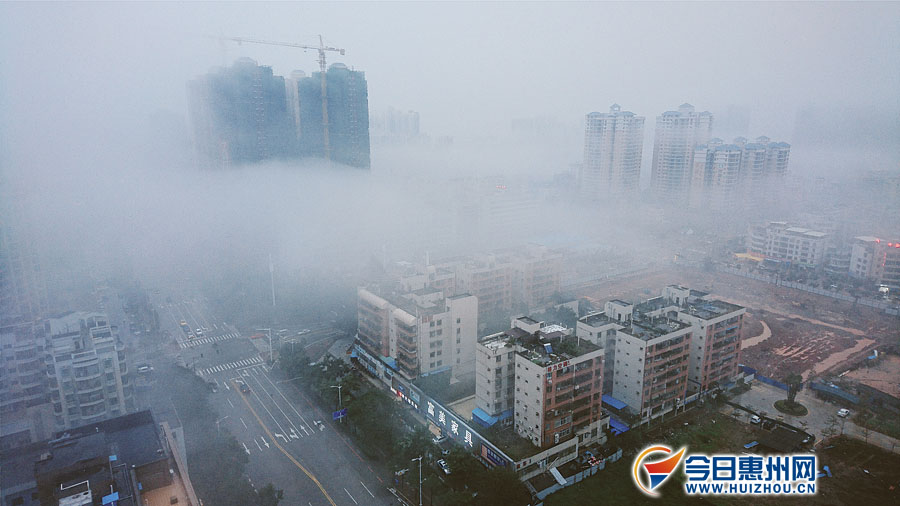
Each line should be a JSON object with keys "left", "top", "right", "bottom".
{"left": 198, "top": 356, "right": 263, "bottom": 376}
{"left": 180, "top": 332, "right": 241, "bottom": 348}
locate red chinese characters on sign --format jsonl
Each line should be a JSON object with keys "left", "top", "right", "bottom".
{"left": 546, "top": 361, "right": 571, "bottom": 373}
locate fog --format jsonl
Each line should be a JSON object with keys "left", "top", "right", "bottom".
{"left": 2, "top": 1, "right": 899, "bottom": 309}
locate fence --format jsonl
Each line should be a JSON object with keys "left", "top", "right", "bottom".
{"left": 716, "top": 266, "right": 900, "bottom": 316}
{"left": 534, "top": 448, "right": 623, "bottom": 502}
{"left": 740, "top": 365, "right": 791, "bottom": 391}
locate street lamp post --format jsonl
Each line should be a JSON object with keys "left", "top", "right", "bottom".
{"left": 411, "top": 456, "right": 423, "bottom": 506}
{"left": 330, "top": 384, "right": 343, "bottom": 423}
{"left": 215, "top": 416, "right": 230, "bottom": 437}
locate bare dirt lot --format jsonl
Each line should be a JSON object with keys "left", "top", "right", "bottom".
{"left": 575, "top": 268, "right": 898, "bottom": 381}
{"left": 844, "top": 354, "right": 900, "bottom": 399}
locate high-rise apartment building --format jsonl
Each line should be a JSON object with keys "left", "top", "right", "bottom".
{"left": 651, "top": 103, "right": 713, "bottom": 203}
{"left": 0, "top": 320, "right": 54, "bottom": 449}
{"left": 188, "top": 59, "right": 370, "bottom": 169}
{"left": 580, "top": 105, "right": 645, "bottom": 199}
{"left": 357, "top": 288, "right": 478, "bottom": 379}
{"left": 0, "top": 214, "right": 48, "bottom": 321}
{"left": 690, "top": 136, "right": 791, "bottom": 209}
{"left": 44, "top": 312, "right": 134, "bottom": 430}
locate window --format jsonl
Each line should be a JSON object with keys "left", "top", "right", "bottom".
{"left": 456, "top": 318, "right": 461, "bottom": 324}
{"left": 437, "top": 360, "right": 442, "bottom": 366}
{"left": 496, "top": 356, "right": 501, "bottom": 363}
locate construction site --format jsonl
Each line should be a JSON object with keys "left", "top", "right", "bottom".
{"left": 187, "top": 36, "right": 370, "bottom": 169}
{"left": 575, "top": 266, "right": 898, "bottom": 385}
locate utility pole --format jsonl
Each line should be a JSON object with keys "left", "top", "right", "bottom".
{"left": 269, "top": 254, "right": 276, "bottom": 308}
{"left": 411, "top": 456, "right": 423, "bottom": 506}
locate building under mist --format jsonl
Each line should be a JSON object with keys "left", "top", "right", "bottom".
{"left": 580, "top": 104, "right": 645, "bottom": 200}
{"left": 650, "top": 103, "right": 713, "bottom": 204}
{"left": 188, "top": 58, "right": 370, "bottom": 169}
{"left": 689, "top": 136, "right": 791, "bottom": 211}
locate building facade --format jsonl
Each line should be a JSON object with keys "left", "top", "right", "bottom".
{"left": 650, "top": 103, "right": 713, "bottom": 203}
{"left": 188, "top": 58, "right": 370, "bottom": 169}
{"left": 44, "top": 312, "right": 134, "bottom": 430}
{"left": 850, "top": 236, "right": 900, "bottom": 287}
{"left": 746, "top": 221, "right": 829, "bottom": 266}
{"left": 357, "top": 288, "right": 478, "bottom": 379}
{"left": 580, "top": 104, "right": 645, "bottom": 199}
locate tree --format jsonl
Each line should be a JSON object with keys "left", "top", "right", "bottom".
{"left": 785, "top": 373, "right": 803, "bottom": 405}
{"left": 472, "top": 467, "right": 531, "bottom": 506}
{"left": 822, "top": 415, "right": 839, "bottom": 439}
{"left": 256, "top": 483, "right": 284, "bottom": 506}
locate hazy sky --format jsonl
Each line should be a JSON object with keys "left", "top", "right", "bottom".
{"left": 2, "top": 1, "right": 898, "bottom": 150}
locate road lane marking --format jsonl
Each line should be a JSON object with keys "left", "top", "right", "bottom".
{"left": 259, "top": 371, "right": 316, "bottom": 435}
{"left": 246, "top": 370, "right": 304, "bottom": 437}
{"left": 234, "top": 380, "right": 336, "bottom": 506}
{"left": 260, "top": 436, "right": 269, "bottom": 448}
{"left": 344, "top": 488, "right": 358, "bottom": 505}
{"left": 240, "top": 417, "right": 248, "bottom": 429}
{"left": 242, "top": 442, "right": 251, "bottom": 455}
{"left": 227, "top": 398, "right": 234, "bottom": 408}
{"left": 360, "top": 482, "right": 375, "bottom": 498}
{"left": 255, "top": 439, "right": 262, "bottom": 451}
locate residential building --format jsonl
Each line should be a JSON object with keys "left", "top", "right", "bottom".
{"left": 650, "top": 103, "right": 713, "bottom": 203}
{"left": 298, "top": 63, "right": 371, "bottom": 168}
{"left": 611, "top": 304, "right": 693, "bottom": 420}
{"left": 474, "top": 324, "right": 520, "bottom": 426}
{"left": 1, "top": 411, "right": 199, "bottom": 506}
{"left": 850, "top": 236, "right": 900, "bottom": 287}
{"left": 357, "top": 288, "right": 478, "bottom": 379}
{"left": 580, "top": 104, "right": 645, "bottom": 199}
{"left": 690, "top": 139, "right": 743, "bottom": 210}
{"left": 574, "top": 299, "right": 632, "bottom": 393}
{"left": 188, "top": 58, "right": 370, "bottom": 169}
{"left": 512, "top": 320, "right": 605, "bottom": 449}
{"left": 638, "top": 286, "right": 745, "bottom": 394}
{"left": 747, "top": 221, "right": 829, "bottom": 266}
{"left": 0, "top": 215, "right": 48, "bottom": 321}
{"left": 44, "top": 312, "right": 134, "bottom": 430}
{"left": 0, "top": 320, "right": 54, "bottom": 449}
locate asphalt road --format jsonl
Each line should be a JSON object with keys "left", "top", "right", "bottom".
{"left": 135, "top": 291, "right": 397, "bottom": 506}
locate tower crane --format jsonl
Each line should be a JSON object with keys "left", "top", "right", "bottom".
{"left": 219, "top": 35, "right": 345, "bottom": 161}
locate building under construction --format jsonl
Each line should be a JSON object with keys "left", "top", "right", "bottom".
{"left": 188, "top": 58, "right": 370, "bottom": 169}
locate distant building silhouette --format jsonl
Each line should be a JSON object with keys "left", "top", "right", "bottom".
{"left": 651, "top": 104, "right": 713, "bottom": 203}
{"left": 188, "top": 58, "right": 369, "bottom": 169}
{"left": 580, "top": 104, "right": 645, "bottom": 200}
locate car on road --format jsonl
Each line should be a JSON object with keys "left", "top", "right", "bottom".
{"left": 750, "top": 415, "right": 761, "bottom": 424}
{"left": 437, "top": 459, "right": 451, "bottom": 475}
{"left": 206, "top": 381, "right": 218, "bottom": 393}
{"left": 195, "top": 328, "right": 203, "bottom": 336}
{"left": 837, "top": 408, "right": 851, "bottom": 418}
{"left": 298, "top": 329, "right": 311, "bottom": 335}
{"left": 235, "top": 380, "right": 250, "bottom": 394}
{"left": 136, "top": 365, "right": 153, "bottom": 374}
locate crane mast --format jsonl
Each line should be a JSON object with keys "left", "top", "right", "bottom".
{"left": 220, "top": 35, "right": 345, "bottom": 161}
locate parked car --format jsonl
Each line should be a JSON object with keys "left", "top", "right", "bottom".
{"left": 136, "top": 365, "right": 153, "bottom": 374}
{"left": 750, "top": 415, "right": 761, "bottom": 424}
{"left": 437, "top": 459, "right": 451, "bottom": 475}
{"left": 206, "top": 381, "right": 218, "bottom": 393}
{"left": 837, "top": 408, "right": 851, "bottom": 418}
{"left": 432, "top": 435, "right": 448, "bottom": 445}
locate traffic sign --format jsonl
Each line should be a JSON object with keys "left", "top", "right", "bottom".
{"left": 332, "top": 408, "right": 348, "bottom": 421}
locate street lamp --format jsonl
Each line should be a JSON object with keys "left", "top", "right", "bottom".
{"left": 411, "top": 455, "right": 423, "bottom": 506}
{"left": 215, "top": 416, "right": 230, "bottom": 437}
{"left": 330, "top": 384, "right": 343, "bottom": 423}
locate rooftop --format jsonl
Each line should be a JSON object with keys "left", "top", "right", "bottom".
{"left": 680, "top": 299, "right": 744, "bottom": 320}
{"left": 618, "top": 315, "right": 691, "bottom": 341}
{"left": 517, "top": 334, "right": 600, "bottom": 366}
{"left": 578, "top": 312, "right": 617, "bottom": 327}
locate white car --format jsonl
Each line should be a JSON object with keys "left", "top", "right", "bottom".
{"left": 837, "top": 408, "right": 850, "bottom": 418}
{"left": 750, "top": 415, "right": 761, "bottom": 424}
{"left": 437, "top": 459, "right": 451, "bottom": 475}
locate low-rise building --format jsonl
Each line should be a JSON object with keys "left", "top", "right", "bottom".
{"left": 357, "top": 287, "right": 478, "bottom": 379}
{"left": 1, "top": 410, "right": 199, "bottom": 506}
{"left": 850, "top": 236, "right": 900, "bottom": 287}
{"left": 747, "top": 221, "right": 829, "bottom": 267}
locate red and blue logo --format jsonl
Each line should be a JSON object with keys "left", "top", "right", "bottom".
{"left": 632, "top": 445, "right": 687, "bottom": 497}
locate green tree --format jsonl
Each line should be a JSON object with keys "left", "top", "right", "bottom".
{"left": 785, "top": 373, "right": 803, "bottom": 405}
{"left": 256, "top": 483, "right": 284, "bottom": 506}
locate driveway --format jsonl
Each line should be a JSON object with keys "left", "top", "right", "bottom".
{"left": 728, "top": 381, "right": 900, "bottom": 453}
